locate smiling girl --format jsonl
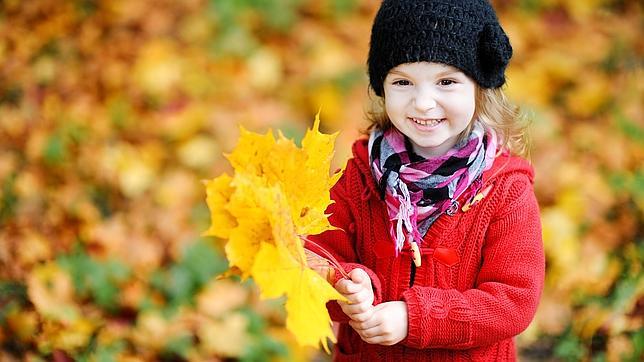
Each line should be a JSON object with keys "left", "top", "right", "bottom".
{"left": 310, "top": 0, "right": 545, "bottom": 361}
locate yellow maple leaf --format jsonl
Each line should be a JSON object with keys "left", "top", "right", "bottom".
{"left": 225, "top": 127, "right": 277, "bottom": 177}
{"left": 252, "top": 179, "right": 308, "bottom": 265}
{"left": 204, "top": 174, "right": 236, "bottom": 239}
{"left": 204, "top": 113, "right": 346, "bottom": 350}
{"left": 293, "top": 113, "right": 343, "bottom": 236}
{"left": 225, "top": 212, "right": 271, "bottom": 276}
{"left": 252, "top": 241, "right": 341, "bottom": 352}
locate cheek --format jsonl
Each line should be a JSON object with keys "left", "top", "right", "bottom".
{"left": 462, "top": 99, "right": 476, "bottom": 118}
{"left": 452, "top": 94, "right": 476, "bottom": 118}
{"left": 384, "top": 98, "right": 395, "bottom": 118}
{"left": 384, "top": 94, "right": 407, "bottom": 114}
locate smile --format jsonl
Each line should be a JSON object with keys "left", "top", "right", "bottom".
{"left": 410, "top": 117, "right": 445, "bottom": 126}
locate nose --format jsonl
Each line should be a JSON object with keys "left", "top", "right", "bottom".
{"left": 413, "top": 86, "right": 437, "bottom": 112}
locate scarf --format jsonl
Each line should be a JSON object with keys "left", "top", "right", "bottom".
{"left": 368, "top": 120, "right": 498, "bottom": 254}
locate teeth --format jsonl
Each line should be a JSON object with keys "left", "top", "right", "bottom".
{"left": 412, "top": 118, "right": 443, "bottom": 126}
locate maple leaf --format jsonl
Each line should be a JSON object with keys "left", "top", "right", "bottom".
{"left": 204, "top": 114, "right": 346, "bottom": 351}
{"left": 204, "top": 174, "right": 236, "bottom": 239}
{"left": 252, "top": 241, "right": 341, "bottom": 352}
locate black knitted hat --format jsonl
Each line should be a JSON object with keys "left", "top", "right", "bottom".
{"left": 368, "top": 0, "right": 513, "bottom": 96}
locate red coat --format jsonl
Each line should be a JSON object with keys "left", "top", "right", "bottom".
{"left": 312, "top": 138, "right": 545, "bottom": 361}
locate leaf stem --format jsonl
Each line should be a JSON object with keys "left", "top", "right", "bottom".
{"left": 301, "top": 236, "right": 350, "bottom": 279}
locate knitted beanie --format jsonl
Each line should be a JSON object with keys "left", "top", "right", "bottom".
{"left": 368, "top": 0, "right": 513, "bottom": 96}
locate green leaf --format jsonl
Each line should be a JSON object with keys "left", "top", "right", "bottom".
{"left": 591, "top": 353, "right": 607, "bottom": 362}
{"left": 88, "top": 185, "right": 114, "bottom": 218}
{"left": 628, "top": 329, "right": 644, "bottom": 362}
{"left": 0, "top": 173, "right": 18, "bottom": 225}
{"left": 163, "top": 335, "right": 194, "bottom": 359}
{"left": 41, "top": 122, "right": 89, "bottom": 166}
{"left": 166, "top": 264, "right": 195, "bottom": 305}
{"left": 43, "top": 132, "right": 68, "bottom": 165}
{"left": 239, "top": 307, "right": 266, "bottom": 335}
{"left": 518, "top": 0, "right": 544, "bottom": 13}
{"left": 91, "top": 340, "right": 126, "bottom": 362}
{"left": 180, "top": 238, "right": 228, "bottom": 286}
{"left": 58, "top": 248, "right": 93, "bottom": 295}
{"left": 240, "top": 334, "right": 288, "bottom": 362}
{"left": 73, "top": 0, "right": 99, "bottom": 17}
{"left": 235, "top": 305, "right": 289, "bottom": 362}
{"left": 149, "top": 239, "right": 227, "bottom": 308}
{"left": 554, "top": 328, "right": 586, "bottom": 361}
{"left": 107, "top": 97, "right": 134, "bottom": 130}
{"left": 614, "top": 111, "right": 644, "bottom": 144}
{"left": 331, "top": 0, "right": 359, "bottom": 16}
{"left": 91, "top": 261, "right": 130, "bottom": 310}
{"left": 57, "top": 246, "right": 131, "bottom": 311}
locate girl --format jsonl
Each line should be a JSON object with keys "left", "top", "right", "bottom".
{"left": 310, "top": 0, "right": 545, "bottom": 360}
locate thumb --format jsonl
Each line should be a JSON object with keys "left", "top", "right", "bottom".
{"left": 350, "top": 268, "right": 370, "bottom": 286}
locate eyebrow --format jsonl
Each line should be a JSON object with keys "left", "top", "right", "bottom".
{"left": 435, "top": 69, "right": 462, "bottom": 77}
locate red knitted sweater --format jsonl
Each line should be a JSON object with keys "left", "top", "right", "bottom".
{"left": 312, "top": 138, "right": 545, "bottom": 361}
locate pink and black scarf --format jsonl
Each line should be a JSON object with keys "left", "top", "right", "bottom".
{"left": 368, "top": 121, "right": 498, "bottom": 254}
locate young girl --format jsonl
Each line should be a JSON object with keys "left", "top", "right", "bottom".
{"left": 310, "top": 0, "right": 545, "bottom": 360}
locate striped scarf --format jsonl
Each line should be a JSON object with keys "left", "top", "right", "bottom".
{"left": 368, "top": 121, "right": 498, "bottom": 254}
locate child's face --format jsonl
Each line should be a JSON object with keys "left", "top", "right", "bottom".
{"left": 383, "top": 62, "right": 476, "bottom": 158}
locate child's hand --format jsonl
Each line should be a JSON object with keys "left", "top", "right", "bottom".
{"left": 349, "top": 301, "right": 408, "bottom": 346}
{"left": 334, "top": 268, "right": 374, "bottom": 322}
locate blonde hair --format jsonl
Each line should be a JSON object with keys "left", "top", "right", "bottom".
{"left": 365, "top": 86, "right": 530, "bottom": 157}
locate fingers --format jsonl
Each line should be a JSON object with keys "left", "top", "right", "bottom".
{"left": 335, "top": 278, "right": 365, "bottom": 295}
{"left": 335, "top": 273, "right": 374, "bottom": 306}
{"left": 362, "top": 335, "right": 397, "bottom": 346}
{"left": 352, "top": 323, "right": 399, "bottom": 346}
{"left": 348, "top": 316, "right": 379, "bottom": 331}
{"left": 334, "top": 268, "right": 376, "bottom": 322}
{"left": 348, "top": 310, "right": 373, "bottom": 323}
{"left": 348, "top": 302, "right": 408, "bottom": 346}
{"left": 342, "top": 287, "right": 372, "bottom": 305}
{"left": 338, "top": 300, "right": 372, "bottom": 320}
{"left": 352, "top": 324, "right": 393, "bottom": 345}
{"left": 338, "top": 299, "right": 369, "bottom": 313}
{"left": 336, "top": 269, "right": 373, "bottom": 296}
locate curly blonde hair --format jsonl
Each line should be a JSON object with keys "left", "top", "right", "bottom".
{"left": 365, "top": 86, "right": 530, "bottom": 157}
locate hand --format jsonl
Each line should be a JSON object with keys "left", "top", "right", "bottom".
{"left": 349, "top": 301, "right": 408, "bottom": 346}
{"left": 334, "top": 268, "right": 374, "bottom": 322}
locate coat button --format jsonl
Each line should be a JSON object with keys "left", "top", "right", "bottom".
{"left": 433, "top": 247, "right": 459, "bottom": 266}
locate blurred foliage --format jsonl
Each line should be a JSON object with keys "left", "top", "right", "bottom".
{"left": 0, "top": 0, "right": 642, "bottom": 361}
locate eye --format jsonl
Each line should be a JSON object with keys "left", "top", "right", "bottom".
{"left": 439, "top": 79, "right": 456, "bottom": 86}
{"left": 393, "top": 79, "right": 411, "bottom": 86}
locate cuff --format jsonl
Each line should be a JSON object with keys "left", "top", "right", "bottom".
{"left": 401, "top": 287, "right": 472, "bottom": 349}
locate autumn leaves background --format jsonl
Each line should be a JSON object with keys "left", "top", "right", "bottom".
{"left": 0, "top": 0, "right": 642, "bottom": 361}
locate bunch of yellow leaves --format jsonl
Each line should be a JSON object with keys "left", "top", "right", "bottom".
{"left": 204, "top": 114, "right": 346, "bottom": 352}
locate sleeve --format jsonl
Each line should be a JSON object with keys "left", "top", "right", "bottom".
{"left": 306, "top": 164, "right": 383, "bottom": 322}
{"left": 401, "top": 174, "right": 545, "bottom": 349}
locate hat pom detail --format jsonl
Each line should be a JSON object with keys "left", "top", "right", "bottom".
{"left": 478, "top": 23, "right": 513, "bottom": 88}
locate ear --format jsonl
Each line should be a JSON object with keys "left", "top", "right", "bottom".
{"left": 478, "top": 23, "right": 513, "bottom": 88}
